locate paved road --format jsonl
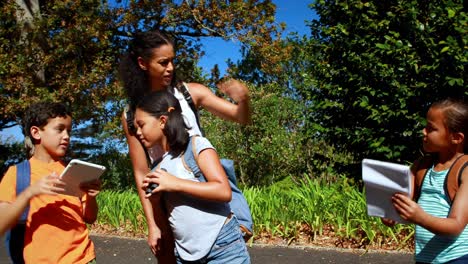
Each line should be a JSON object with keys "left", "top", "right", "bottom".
{"left": 1, "top": 234, "right": 414, "bottom": 263}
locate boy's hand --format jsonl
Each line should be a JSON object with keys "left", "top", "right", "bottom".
{"left": 28, "top": 173, "right": 65, "bottom": 197}
{"left": 392, "top": 193, "right": 424, "bottom": 224}
{"left": 79, "top": 179, "right": 101, "bottom": 197}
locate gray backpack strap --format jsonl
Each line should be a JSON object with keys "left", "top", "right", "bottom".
{"left": 182, "top": 136, "right": 204, "bottom": 180}
{"left": 181, "top": 136, "right": 254, "bottom": 240}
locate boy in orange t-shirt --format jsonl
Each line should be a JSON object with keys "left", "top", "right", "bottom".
{"left": 0, "top": 102, "right": 100, "bottom": 264}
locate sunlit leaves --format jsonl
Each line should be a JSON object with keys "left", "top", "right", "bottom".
{"left": 0, "top": 0, "right": 283, "bottom": 135}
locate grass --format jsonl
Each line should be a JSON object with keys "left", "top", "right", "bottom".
{"left": 95, "top": 176, "right": 414, "bottom": 251}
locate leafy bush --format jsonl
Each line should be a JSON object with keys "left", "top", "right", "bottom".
{"left": 296, "top": 0, "right": 467, "bottom": 168}
{"left": 201, "top": 82, "right": 355, "bottom": 186}
{"left": 0, "top": 136, "right": 25, "bottom": 178}
{"left": 96, "top": 177, "right": 414, "bottom": 249}
{"left": 90, "top": 144, "right": 135, "bottom": 191}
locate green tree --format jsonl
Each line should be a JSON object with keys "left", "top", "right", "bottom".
{"left": 201, "top": 82, "right": 305, "bottom": 185}
{"left": 0, "top": 0, "right": 285, "bottom": 174}
{"left": 0, "top": 136, "right": 24, "bottom": 178}
{"left": 297, "top": 0, "right": 467, "bottom": 168}
{"left": 0, "top": 0, "right": 284, "bottom": 132}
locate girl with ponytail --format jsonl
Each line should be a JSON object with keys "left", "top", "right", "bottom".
{"left": 134, "top": 90, "right": 250, "bottom": 264}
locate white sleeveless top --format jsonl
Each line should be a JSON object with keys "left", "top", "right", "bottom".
{"left": 146, "top": 87, "right": 202, "bottom": 162}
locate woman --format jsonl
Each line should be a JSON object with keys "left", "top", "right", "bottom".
{"left": 119, "top": 30, "right": 251, "bottom": 263}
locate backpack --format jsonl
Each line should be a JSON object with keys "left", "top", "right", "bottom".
{"left": 181, "top": 136, "right": 254, "bottom": 242}
{"left": 4, "top": 160, "right": 31, "bottom": 264}
{"left": 414, "top": 154, "right": 468, "bottom": 204}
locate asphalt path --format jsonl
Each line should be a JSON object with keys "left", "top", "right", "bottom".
{"left": 0, "top": 234, "right": 414, "bottom": 263}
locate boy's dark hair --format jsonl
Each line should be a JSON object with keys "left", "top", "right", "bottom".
{"left": 119, "top": 30, "right": 176, "bottom": 109}
{"left": 21, "top": 102, "right": 71, "bottom": 158}
{"left": 431, "top": 98, "right": 468, "bottom": 152}
{"left": 136, "top": 90, "right": 189, "bottom": 157}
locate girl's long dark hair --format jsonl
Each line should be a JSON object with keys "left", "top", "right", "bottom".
{"left": 119, "top": 30, "right": 176, "bottom": 109}
{"left": 136, "top": 90, "right": 189, "bottom": 157}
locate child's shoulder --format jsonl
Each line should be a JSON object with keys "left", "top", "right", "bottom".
{"left": 411, "top": 154, "right": 435, "bottom": 173}
{"left": 1, "top": 164, "right": 18, "bottom": 183}
{"left": 192, "top": 136, "right": 215, "bottom": 154}
{"left": 0, "top": 164, "right": 20, "bottom": 201}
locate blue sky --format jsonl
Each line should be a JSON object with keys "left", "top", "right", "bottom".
{"left": 198, "top": 1, "right": 317, "bottom": 75}
{"left": 1, "top": 1, "right": 317, "bottom": 142}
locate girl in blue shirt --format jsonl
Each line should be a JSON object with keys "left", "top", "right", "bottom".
{"left": 134, "top": 90, "right": 250, "bottom": 264}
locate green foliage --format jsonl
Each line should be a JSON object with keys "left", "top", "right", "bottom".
{"left": 201, "top": 82, "right": 354, "bottom": 186}
{"left": 0, "top": 0, "right": 122, "bottom": 131}
{"left": 201, "top": 82, "right": 302, "bottom": 185}
{"left": 0, "top": 0, "right": 284, "bottom": 133}
{"left": 0, "top": 135, "right": 25, "bottom": 178}
{"left": 96, "top": 177, "right": 414, "bottom": 249}
{"left": 97, "top": 189, "right": 145, "bottom": 233}
{"left": 0, "top": 1, "right": 287, "bottom": 178}
{"left": 246, "top": 176, "right": 413, "bottom": 248}
{"left": 294, "top": 0, "right": 467, "bottom": 167}
{"left": 90, "top": 144, "right": 135, "bottom": 191}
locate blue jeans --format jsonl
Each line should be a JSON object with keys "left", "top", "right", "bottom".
{"left": 175, "top": 216, "right": 250, "bottom": 264}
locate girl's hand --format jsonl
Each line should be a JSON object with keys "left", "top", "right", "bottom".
{"left": 147, "top": 225, "right": 162, "bottom": 256}
{"left": 29, "top": 173, "right": 65, "bottom": 197}
{"left": 79, "top": 179, "right": 102, "bottom": 197}
{"left": 380, "top": 217, "right": 396, "bottom": 227}
{"left": 216, "top": 78, "right": 249, "bottom": 102}
{"left": 392, "top": 193, "right": 425, "bottom": 224}
{"left": 142, "top": 169, "right": 178, "bottom": 197}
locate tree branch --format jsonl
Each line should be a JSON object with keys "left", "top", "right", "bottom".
{"left": 183, "top": 0, "right": 228, "bottom": 38}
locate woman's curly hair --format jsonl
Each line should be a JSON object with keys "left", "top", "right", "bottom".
{"left": 118, "top": 30, "right": 175, "bottom": 109}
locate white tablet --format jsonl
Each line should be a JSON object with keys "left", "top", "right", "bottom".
{"left": 59, "top": 159, "right": 106, "bottom": 197}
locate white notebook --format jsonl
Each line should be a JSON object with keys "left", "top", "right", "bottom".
{"left": 362, "top": 159, "right": 411, "bottom": 223}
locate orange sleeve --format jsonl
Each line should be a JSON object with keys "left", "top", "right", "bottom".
{"left": 0, "top": 166, "right": 17, "bottom": 203}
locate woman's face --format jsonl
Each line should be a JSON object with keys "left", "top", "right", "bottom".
{"left": 138, "top": 44, "right": 175, "bottom": 91}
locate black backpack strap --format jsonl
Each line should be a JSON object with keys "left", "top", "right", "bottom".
{"left": 456, "top": 155, "right": 467, "bottom": 185}
{"left": 175, "top": 83, "right": 204, "bottom": 136}
{"left": 444, "top": 154, "right": 468, "bottom": 204}
{"left": 125, "top": 105, "right": 137, "bottom": 135}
